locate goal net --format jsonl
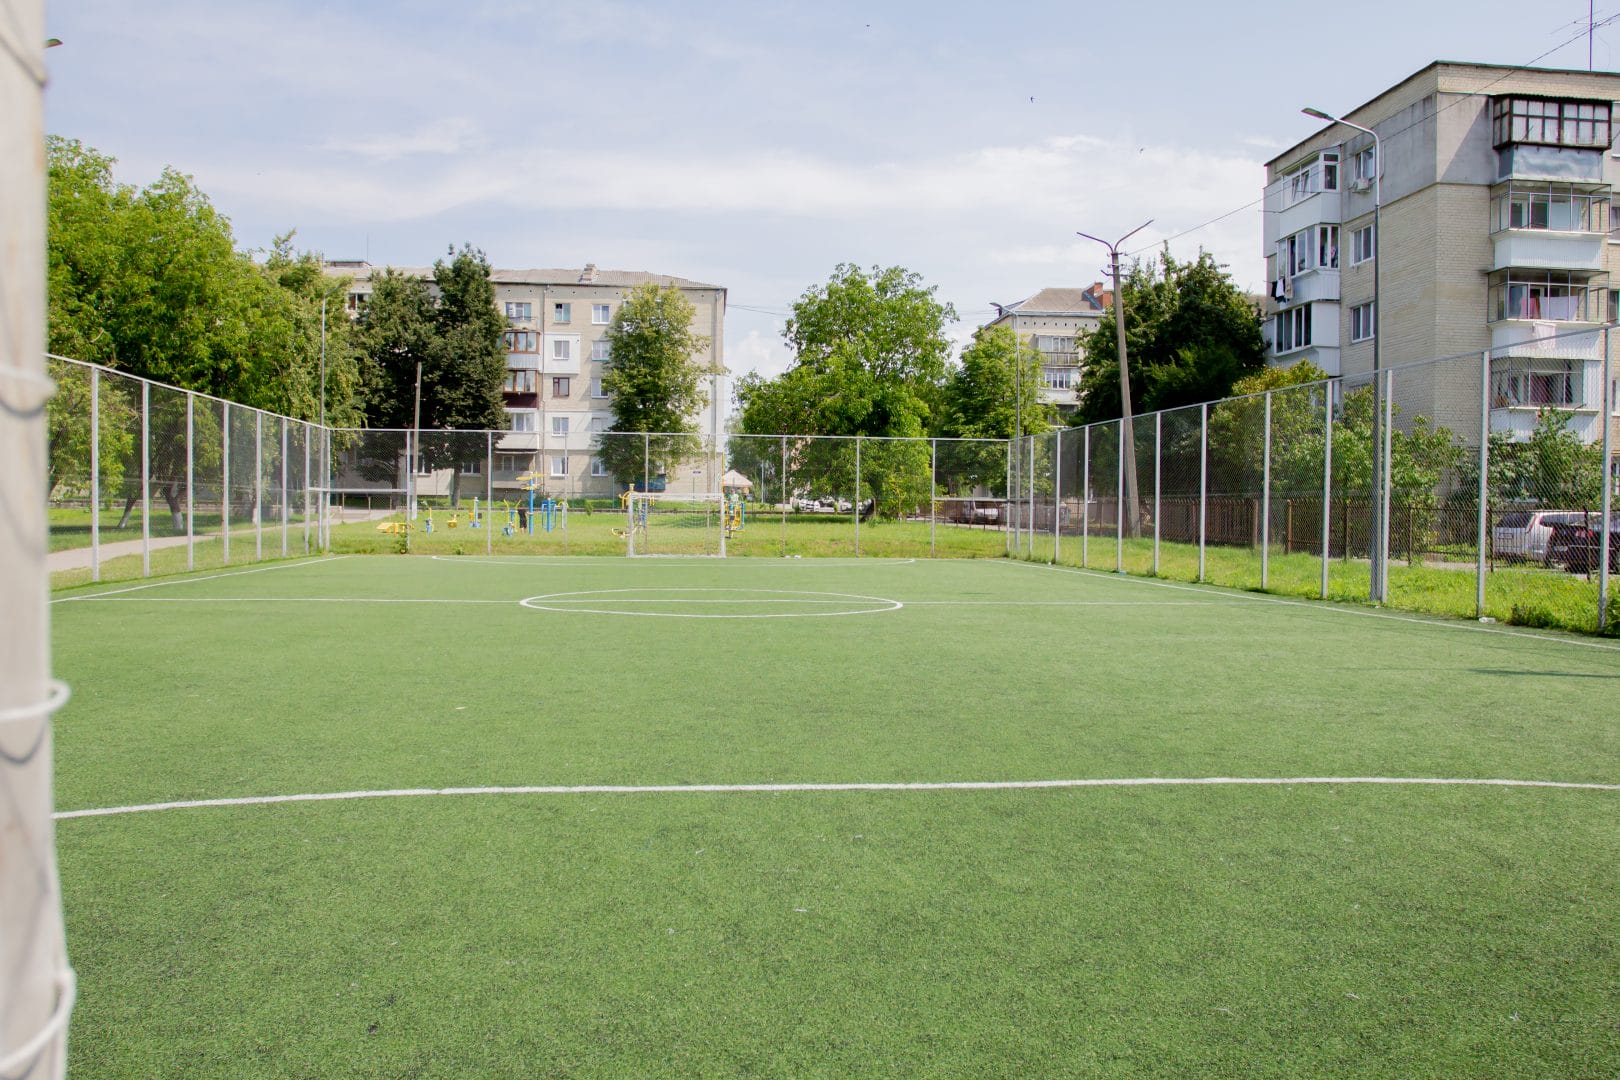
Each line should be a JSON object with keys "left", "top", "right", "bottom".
{"left": 624, "top": 492, "right": 743, "bottom": 557}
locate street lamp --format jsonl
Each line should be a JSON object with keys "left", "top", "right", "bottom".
{"left": 1076, "top": 220, "right": 1153, "bottom": 537}
{"left": 1303, "top": 106, "right": 1386, "bottom": 602}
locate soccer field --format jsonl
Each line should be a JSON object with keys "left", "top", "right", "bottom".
{"left": 50, "top": 554, "right": 1620, "bottom": 1077}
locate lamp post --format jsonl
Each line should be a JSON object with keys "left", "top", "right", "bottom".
{"left": 1303, "top": 106, "right": 1385, "bottom": 602}
{"left": 1076, "top": 220, "right": 1153, "bottom": 537}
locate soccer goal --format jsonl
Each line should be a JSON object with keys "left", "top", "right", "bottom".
{"left": 624, "top": 492, "right": 744, "bottom": 557}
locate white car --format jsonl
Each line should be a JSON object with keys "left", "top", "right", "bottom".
{"left": 1492, "top": 509, "right": 1586, "bottom": 565}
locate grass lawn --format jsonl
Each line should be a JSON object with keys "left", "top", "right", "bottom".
{"left": 49, "top": 555, "right": 1620, "bottom": 1077}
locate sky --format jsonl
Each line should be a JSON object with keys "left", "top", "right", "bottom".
{"left": 41, "top": 0, "right": 1620, "bottom": 391}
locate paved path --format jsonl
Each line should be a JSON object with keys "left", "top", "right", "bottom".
{"left": 48, "top": 508, "right": 395, "bottom": 573}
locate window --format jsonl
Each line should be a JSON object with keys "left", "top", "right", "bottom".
{"left": 590, "top": 338, "right": 612, "bottom": 362}
{"left": 1493, "top": 96, "right": 1612, "bottom": 149}
{"left": 1490, "top": 183, "right": 1608, "bottom": 233}
{"left": 1350, "top": 302, "right": 1376, "bottom": 342}
{"left": 592, "top": 457, "right": 610, "bottom": 477}
{"left": 1320, "top": 150, "right": 1339, "bottom": 192}
{"left": 1318, "top": 225, "right": 1339, "bottom": 269}
{"left": 1488, "top": 270, "right": 1601, "bottom": 321}
{"left": 553, "top": 302, "right": 571, "bottom": 323}
{"left": 460, "top": 458, "right": 483, "bottom": 476}
{"left": 589, "top": 416, "right": 607, "bottom": 432}
{"left": 552, "top": 415, "right": 569, "bottom": 436}
{"left": 552, "top": 338, "right": 572, "bottom": 361}
{"left": 550, "top": 455, "right": 568, "bottom": 478}
{"left": 503, "top": 369, "right": 536, "bottom": 394}
{"left": 1352, "top": 146, "right": 1376, "bottom": 184}
{"left": 1283, "top": 151, "right": 1339, "bottom": 203}
{"left": 1491, "top": 357, "right": 1582, "bottom": 407}
{"left": 591, "top": 377, "right": 608, "bottom": 398}
{"left": 1033, "top": 335, "right": 1076, "bottom": 354}
{"left": 1275, "top": 304, "right": 1312, "bottom": 353}
{"left": 505, "top": 301, "right": 532, "bottom": 321}
{"left": 592, "top": 304, "right": 611, "bottom": 324}
{"left": 552, "top": 376, "right": 571, "bottom": 398}
{"left": 504, "top": 330, "right": 537, "bottom": 352}
{"left": 508, "top": 410, "right": 536, "bottom": 433}
{"left": 1351, "top": 224, "right": 1376, "bottom": 264}
{"left": 496, "top": 453, "right": 529, "bottom": 472}
{"left": 346, "top": 291, "right": 369, "bottom": 312}
{"left": 1042, "top": 367, "right": 1076, "bottom": 390}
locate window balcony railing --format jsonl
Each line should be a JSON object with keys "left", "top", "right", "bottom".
{"left": 1487, "top": 271, "right": 1605, "bottom": 323}
{"left": 1490, "top": 183, "right": 1609, "bottom": 234}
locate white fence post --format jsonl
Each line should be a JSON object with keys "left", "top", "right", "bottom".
{"left": 1321, "top": 382, "right": 1333, "bottom": 600}
{"left": 1261, "top": 390, "right": 1272, "bottom": 590}
{"left": 1476, "top": 351, "right": 1491, "bottom": 619}
{"left": 90, "top": 367, "right": 100, "bottom": 582}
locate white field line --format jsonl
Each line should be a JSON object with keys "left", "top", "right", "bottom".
{"left": 75, "top": 596, "right": 515, "bottom": 605}
{"left": 429, "top": 555, "right": 919, "bottom": 567}
{"left": 51, "top": 556, "right": 351, "bottom": 604}
{"left": 999, "top": 559, "right": 1620, "bottom": 653}
{"left": 55, "top": 775, "right": 1620, "bottom": 820}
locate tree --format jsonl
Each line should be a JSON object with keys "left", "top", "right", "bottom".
{"left": 1074, "top": 250, "right": 1266, "bottom": 424}
{"left": 938, "top": 324, "right": 1053, "bottom": 440}
{"left": 1455, "top": 409, "right": 1607, "bottom": 510}
{"left": 353, "top": 248, "right": 506, "bottom": 504}
{"left": 595, "top": 282, "right": 710, "bottom": 487}
{"left": 737, "top": 264, "right": 954, "bottom": 515}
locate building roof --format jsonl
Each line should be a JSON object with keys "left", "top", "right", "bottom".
{"left": 1271, "top": 59, "right": 1620, "bottom": 169}
{"left": 1006, "top": 287, "right": 1107, "bottom": 315}
{"left": 327, "top": 262, "right": 723, "bottom": 292}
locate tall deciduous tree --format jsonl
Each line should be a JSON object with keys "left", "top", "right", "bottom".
{"left": 596, "top": 282, "right": 710, "bottom": 486}
{"left": 1075, "top": 250, "right": 1266, "bottom": 423}
{"left": 737, "top": 264, "right": 954, "bottom": 516}
{"left": 939, "top": 324, "right": 1053, "bottom": 440}
{"left": 354, "top": 247, "right": 507, "bottom": 503}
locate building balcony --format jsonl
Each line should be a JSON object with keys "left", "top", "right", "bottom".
{"left": 1491, "top": 230, "right": 1605, "bottom": 273}
{"left": 1490, "top": 322, "right": 1603, "bottom": 360}
{"left": 1282, "top": 268, "right": 1340, "bottom": 305}
{"left": 508, "top": 352, "right": 540, "bottom": 370}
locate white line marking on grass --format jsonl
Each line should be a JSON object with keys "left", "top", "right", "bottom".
{"left": 905, "top": 600, "right": 1212, "bottom": 607}
{"left": 51, "top": 556, "right": 351, "bottom": 604}
{"left": 429, "top": 555, "right": 920, "bottom": 567}
{"left": 519, "top": 587, "right": 903, "bottom": 618}
{"left": 74, "top": 596, "right": 516, "bottom": 605}
{"left": 998, "top": 560, "right": 1620, "bottom": 653}
{"left": 55, "top": 775, "right": 1620, "bottom": 820}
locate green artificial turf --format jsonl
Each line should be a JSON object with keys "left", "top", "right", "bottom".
{"left": 49, "top": 556, "right": 1620, "bottom": 1077}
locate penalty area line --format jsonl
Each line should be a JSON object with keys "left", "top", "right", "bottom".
{"left": 56, "top": 775, "right": 1620, "bottom": 819}
{"left": 51, "top": 556, "right": 352, "bottom": 604}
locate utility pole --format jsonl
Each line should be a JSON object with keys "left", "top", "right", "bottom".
{"left": 1077, "top": 220, "right": 1153, "bottom": 537}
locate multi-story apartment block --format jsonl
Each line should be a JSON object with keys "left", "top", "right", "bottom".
{"left": 986, "top": 285, "right": 1109, "bottom": 413}
{"left": 328, "top": 262, "right": 726, "bottom": 497}
{"left": 1264, "top": 61, "right": 1620, "bottom": 444}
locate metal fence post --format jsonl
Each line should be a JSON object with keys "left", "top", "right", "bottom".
{"left": 1379, "top": 369, "right": 1394, "bottom": 602}
{"left": 1600, "top": 329, "right": 1613, "bottom": 630}
{"left": 1027, "top": 435, "right": 1036, "bottom": 558}
{"left": 854, "top": 435, "right": 861, "bottom": 557}
{"left": 1199, "top": 402, "right": 1208, "bottom": 582}
{"left": 643, "top": 432, "right": 650, "bottom": 506}
{"left": 930, "top": 439, "right": 938, "bottom": 559}
{"left": 254, "top": 411, "right": 263, "bottom": 562}
{"left": 486, "top": 431, "right": 494, "bottom": 556}
{"left": 222, "top": 403, "right": 230, "bottom": 565}
{"left": 1115, "top": 420, "right": 1124, "bottom": 572}
{"left": 141, "top": 380, "right": 150, "bottom": 577}
{"left": 1005, "top": 439, "right": 1013, "bottom": 555}
{"left": 1082, "top": 426, "right": 1090, "bottom": 568}
{"left": 1321, "top": 382, "right": 1333, "bottom": 600}
{"left": 1052, "top": 432, "right": 1061, "bottom": 564}
{"left": 1476, "top": 350, "right": 1491, "bottom": 619}
{"left": 1153, "top": 412, "right": 1161, "bottom": 576}
{"left": 90, "top": 366, "right": 100, "bottom": 582}
{"left": 186, "top": 393, "right": 195, "bottom": 571}
{"left": 1261, "top": 390, "right": 1272, "bottom": 590}
{"left": 302, "top": 423, "right": 311, "bottom": 556}
{"left": 780, "top": 436, "right": 788, "bottom": 558}
{"left": 280, "top": 422, "right": 289, "bottom": 557}
{"left": 404, "top": 428, "right": 413, "bottom": 555}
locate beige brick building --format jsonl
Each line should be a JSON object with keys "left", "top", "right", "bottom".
{"left": 1263, "top": 61, "right": 1620, "bottom": 446}
{"left": 986, "top": 285, "right": 1109, "bottom": 414}
{"left": 328, "top": 262, "right": 726, "bottom": 497}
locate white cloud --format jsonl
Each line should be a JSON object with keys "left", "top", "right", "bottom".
{"left": 727, "top": 329, "right": 791, "bottom": 381}
{"left": 326, "top": 118, "right": 487, "bottom": 162}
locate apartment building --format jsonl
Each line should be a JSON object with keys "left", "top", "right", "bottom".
{"left": 329, "top": 262, "right": 727, "bottom": 498}
{"left": 1264, "top": 61, "right": 1620, "bottom": 444}
{"left": 986, "top": 285, "right": 1109, "bottom": 413}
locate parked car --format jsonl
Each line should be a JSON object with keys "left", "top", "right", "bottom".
{"left": 1547, "top": 514, "right": 1620, "bottom": 574}
{"left": 1492, "top": 509, "right": 1587, "bottom": 565}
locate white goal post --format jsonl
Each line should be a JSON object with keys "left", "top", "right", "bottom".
{"left": 624, "top": 492, "right": 745, "bottom": 557}
{"left": 1, "top": 5, "right": 73, "bottom": 1076}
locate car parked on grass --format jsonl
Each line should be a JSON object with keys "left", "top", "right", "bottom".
{"left": 1492, "top": 509, "right": 1588, "bottom": 565}
{"left": 1547, "top": 514, "right": 1620, "bottom": 574}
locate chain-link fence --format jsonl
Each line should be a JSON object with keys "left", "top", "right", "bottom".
{"left": 1009, "top": 326, "right": 1616, "bottom": 634}
{"left": 48, "top": 337, "right": 1616, "bottom": 632}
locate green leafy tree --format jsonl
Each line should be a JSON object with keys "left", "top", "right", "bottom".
{"left": 939, "top": 324, "right": 1052, "bottom": 440}
{"left": 737, "top": 264, "right": 954, "bottom": 515}
{"left": 595, "top": 282, "right": 711, "bottom": 487}
{"left": 355, "top": 247, "right": 507, "bottom": 504}
{"left": 1075, "top": 250, "right": 1266, "bottom": 423}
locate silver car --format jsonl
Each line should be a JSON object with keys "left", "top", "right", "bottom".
{"left": 1492, "top": 509, "right": 1586, "bottom": 565}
